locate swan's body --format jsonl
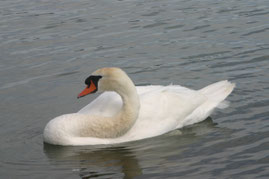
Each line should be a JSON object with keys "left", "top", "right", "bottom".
{"left": 44, "top": 67, "right": 235, "bottom": 146}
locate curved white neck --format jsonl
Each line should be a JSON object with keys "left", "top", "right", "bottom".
{"left": 78, "top": 77, "right": 141, "bottom": 138}
{"left": 68, "top": 71, "right": 141, "bottom": 139}
{"left": 113, "top": 79, "right": 140, "bottom": 136}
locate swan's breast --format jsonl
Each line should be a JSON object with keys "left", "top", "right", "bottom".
{"left": 43, "top": 113, "right": 80, "bottom": 145}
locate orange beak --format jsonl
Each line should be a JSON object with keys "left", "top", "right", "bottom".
{"left": 77, "top": 80, "right": 97, "bottom": 98}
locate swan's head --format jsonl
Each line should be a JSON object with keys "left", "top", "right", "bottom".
{"left": 77, "top": 67, "right": 133, "bottom": 98}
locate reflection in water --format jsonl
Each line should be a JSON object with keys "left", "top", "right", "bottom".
{"left": 180, "top": 117, "right": 218, "bottom": 135}
{"left": 44, "top": 144, "right": 142, "bottom": 179}
{"left": 43, "top": 117, "right": 217, "bottom": 179}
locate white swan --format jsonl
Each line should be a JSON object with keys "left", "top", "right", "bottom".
{"left": 43, "top": 67, "right": 235, "bottom": 146}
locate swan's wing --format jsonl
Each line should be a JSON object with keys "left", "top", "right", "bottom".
{"left": 120, "top": 85, "right": 208, "bottom": 140}
{"left": 77, "top": 86, "right": 162, "bottom": 117}
{"left": 77, "top": 85, "right": 208, "bottom": 141}
{"left": 78, "top": 91, "right": 122, "bottom": 117}
{"left": 77, "top": 85, "right": 211, "bottom": 143}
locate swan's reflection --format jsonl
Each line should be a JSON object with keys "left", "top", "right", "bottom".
{"left": 43, "top": 117, "right": 217, "bottom": 179}
{"left": 44, "top": 144, "right": 142, "bottom": 179}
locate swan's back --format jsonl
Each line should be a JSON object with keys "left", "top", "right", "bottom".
{"left": 78, "top": 85, "right": 167, "bottom": 116}
{"left": 78, "top": 85, "right": 197, "bottom": 118}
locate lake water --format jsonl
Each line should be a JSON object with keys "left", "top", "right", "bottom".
{"left": 1, "top": 0, "right": 269, "bottom": 178}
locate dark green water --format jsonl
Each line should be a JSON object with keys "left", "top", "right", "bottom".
{"left": 0, "top": 0, "right": 269, "bottom": 178}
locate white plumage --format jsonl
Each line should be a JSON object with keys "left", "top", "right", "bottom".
{"left": 43, "top": 68, "right": 235, "bottom": 146}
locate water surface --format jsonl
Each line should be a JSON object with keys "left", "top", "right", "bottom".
{"left": 0, "top": 0, "right": 269, "bottom": 178}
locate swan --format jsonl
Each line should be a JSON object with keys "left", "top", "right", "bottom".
{"left": 43, "top": 67, "right": 235, "bottom": 146}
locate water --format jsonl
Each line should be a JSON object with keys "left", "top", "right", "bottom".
{"left": 0, "top": 0, "right": 269, "bottom": 178}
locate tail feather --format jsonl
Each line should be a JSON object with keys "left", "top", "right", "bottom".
{"left": 199, "top": 80, "right": 235, "bottom": 105}
{"left": 179, "top": 80, "right": 235, "bottom": 127}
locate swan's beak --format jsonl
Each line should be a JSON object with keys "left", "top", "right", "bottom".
{"left": 77, "top": 80, "right": 97, "bottom": 98}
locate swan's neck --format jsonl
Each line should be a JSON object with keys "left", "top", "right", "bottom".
{"left": 77, "top": 79, "right": 140, "bottom": 138}
{"left": 113, "top": 80, "right": 140, "bottom": 136}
